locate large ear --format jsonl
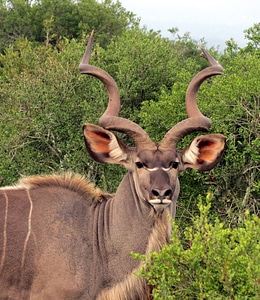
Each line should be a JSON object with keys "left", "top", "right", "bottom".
{"left": 182, "top": 134, "right": 226, "bottom": 171}
{"left": 83, "top": 123, "right": 129, "bottom": 164}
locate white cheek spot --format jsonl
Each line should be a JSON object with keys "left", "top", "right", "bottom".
{"left": 183, "top": 140, "right": 200, "bottom": 164}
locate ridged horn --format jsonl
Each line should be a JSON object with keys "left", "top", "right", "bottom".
{"left": 79, "top": 31, "right": 153, "bottom": 148}
{"left": 160, "top": 47, "right": 223, "bottom": 148}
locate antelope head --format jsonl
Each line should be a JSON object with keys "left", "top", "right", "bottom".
{"left": 80, "top": 31, "right": 225, "bottom": 215}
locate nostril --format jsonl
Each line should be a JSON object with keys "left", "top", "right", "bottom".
{"left": 152, "top": 189, "right": 159, "bottom": 197}
{"left": 164, "top": 189, "right": 172, "bottom": 197}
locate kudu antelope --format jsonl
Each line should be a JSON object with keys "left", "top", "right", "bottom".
{"left": 0, "top": 31, "right": 225, "bottom": 299}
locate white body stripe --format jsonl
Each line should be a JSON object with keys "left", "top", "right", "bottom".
{"left": 21, "top": 189, "right": 33, "bottom": 269}
{"left": 0, "top": 192, "right": 8, "bottom": 274}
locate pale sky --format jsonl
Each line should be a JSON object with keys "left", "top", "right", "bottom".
{"left": 118, "top": 0, "right": 260, "bottom": 50}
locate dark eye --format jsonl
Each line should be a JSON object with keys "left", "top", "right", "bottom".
{"left": 171, "top": 161, "right": 179, "bottom": 169}
{"left": 135, "top": 162, "right": 144, "bottom": 169}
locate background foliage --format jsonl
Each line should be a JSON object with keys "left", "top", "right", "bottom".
{"left": 0, "top": 1, "right": 259, "bottom": 297}
{"left": 0, "top": 0, "right": 137, "bottom": 51}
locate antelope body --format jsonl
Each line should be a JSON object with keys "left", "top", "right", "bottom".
{"left": 0, "top": 32, "right": 225, "bottom": 299}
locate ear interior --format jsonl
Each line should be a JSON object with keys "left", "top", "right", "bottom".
{"left": 84, "top": 130, "right": 111, "bottom": 154}
{"left": 83, "top": 124, "right": 128, "bottom": 164}
{"left": 183, "top": 134, "right": 226, "bottom": 171}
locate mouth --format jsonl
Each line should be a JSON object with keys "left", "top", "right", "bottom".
{"left": 149, "top": 199, "right": 172, "bottom": 213}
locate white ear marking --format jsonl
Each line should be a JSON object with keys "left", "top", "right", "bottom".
{"left": 183, "top": 139, "right": 200, "bottom": 164}
{"left": 109, "top": 136, "right": 127, "bottom": 161}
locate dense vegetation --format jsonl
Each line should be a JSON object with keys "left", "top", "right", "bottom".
{"left": 0, "top": 0, "right": 259, "bottom": 297}
{"left": 0, "top": 0, "right": 137, "bottom": 51}
{"left": 136, "top": 195, "right": 260, "bottom": 299}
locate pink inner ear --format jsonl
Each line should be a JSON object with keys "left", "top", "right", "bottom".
{"left": 197, "top": 140, "right": 222, "bottom": 163}
{"left": 85, "top": 131, "right": 111, "bottom": 153}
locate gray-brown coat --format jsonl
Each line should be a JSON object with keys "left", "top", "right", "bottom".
{"left": 0, "top": 32, "right": 226, "bottom": 299}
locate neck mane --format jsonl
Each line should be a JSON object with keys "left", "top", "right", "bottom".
{"left": 6, "top": 173, "right": 111, "bottom": 203}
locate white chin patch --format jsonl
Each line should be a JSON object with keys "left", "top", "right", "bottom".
{"left": 149, "top": 199, "right": 172, "bottom": 213}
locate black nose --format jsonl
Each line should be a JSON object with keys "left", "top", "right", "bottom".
{"left": 152, "top": 188, "right": 172, "bottom": 200}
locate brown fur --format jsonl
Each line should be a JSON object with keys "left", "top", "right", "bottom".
{"left": 0, "top": 130, "right": 225, "bottom": 299}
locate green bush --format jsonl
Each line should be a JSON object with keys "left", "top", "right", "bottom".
{"left": 136, "top": 195, "right": 260, "bottom": 299}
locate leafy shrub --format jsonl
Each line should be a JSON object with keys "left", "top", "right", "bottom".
{"left": 136, "top": 195, "right": 260, "bottom": 299}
